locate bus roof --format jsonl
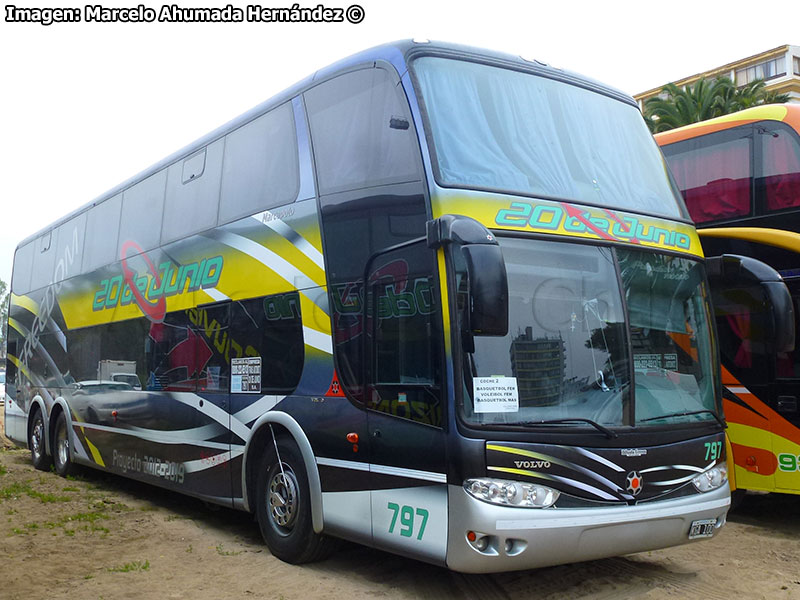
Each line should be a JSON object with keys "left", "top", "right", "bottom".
{"left": 654, "top": 104, "right": 800, "bottom": 146}
{"left": 17, "top": 39, "right": 635, "bottom": 250}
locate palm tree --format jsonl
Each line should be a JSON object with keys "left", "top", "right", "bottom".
{"left": 643, "top": 76, "right": 790, "bottom": 133}
{"left": 644, "top": 78, "right": 734, "bottom": 133}
{"left": 726, "top": 78, "right": 791, "bottom": 110}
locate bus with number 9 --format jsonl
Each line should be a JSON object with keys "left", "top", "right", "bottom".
{"left": 657, "top": 104, "right": 800, "bottom": 502}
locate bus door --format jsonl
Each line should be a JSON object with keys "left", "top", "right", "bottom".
{"left": 770, "top": 277, "right": 800, "bottom": 491}
{"left": 364, "top": 240, "right": 449, "bottom": 564}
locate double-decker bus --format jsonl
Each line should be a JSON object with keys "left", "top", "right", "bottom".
{"left": 657, "top": 104, "right": 800, "bottom": 498}
{"left": 5, "top": 40, "right": 753, "bottom": 572}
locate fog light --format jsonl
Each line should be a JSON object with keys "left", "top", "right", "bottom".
{"left": 464, "top": 478, "right": 559, "bottom": 508}
{"left": 692, "top": 464, "right": 728, "bottom": 492}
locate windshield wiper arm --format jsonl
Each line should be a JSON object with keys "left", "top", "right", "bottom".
{"left": 639, "top": 409, "right": 725, "bottom": 428}
{"left": 522, "top": 418, "right": 617, "bottom": 439}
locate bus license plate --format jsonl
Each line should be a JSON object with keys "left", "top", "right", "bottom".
{"left": 688, "top": 519, "right": 716, "bottom": 539}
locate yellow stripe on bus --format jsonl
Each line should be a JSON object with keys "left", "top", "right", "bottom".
{"left": 726, "top": 421, "right": 777, "bottom": 451}
{"left": 667, "top": 105, "right": 788, "bottom": 135}
{"left": 5, "top": 354, "right": 31, "bottom": 379}
{"left": 436, "top": 249, "right": 452, "bottom": 354}
{"left": 699, "top": 227, "right": 800, "bottom": 253}
{"left": 11, "top": 293, "right": 39, "bottom": 316}
{"left": 487, "top": 444, "right": 552, "bottom": 461}
{"left": 7, "top": 317, "right": 29, "bottom": 336}
{"left": 84, "top": 436, "right": 106, "bottom": 468}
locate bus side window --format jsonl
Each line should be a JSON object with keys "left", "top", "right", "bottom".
{"left": 120, "top": 170, "right": 166, "bottom": 255}
{"left": 161, "top": 139, "right": 223, "bottom": 245}
{"left": 145, "top": 312, "right": 201, "bottom": 392}
{"left": 229, "top": 293, "right": 304, "bottom": 395}
{"left": 190, "top": 303, "right": 230, "bottom": 394}
{"left": 11, "top": 241, "right": 35, "bottom": 296}
{"left": 30, "top": 230, "right": 56, "bottom": 292}
{"left": 219, "top": 102, "right": 300, "bottom": 224}
{"left": 367, "top": 242, "right": 442, "bottom": 427}
{"left": 758, "top": 123, "right": 800, "bottom": 212}
{"left": 54, "top": 214, "right": 86, "bottom": 282}
{"left": 304, "top": 66, "right": 419, "bottom": 195}
{"left": 83, "top": 195, "right": 122, "bottom": 274}
{"left": 663, "top": 127, "right": 753, "bottom": 224}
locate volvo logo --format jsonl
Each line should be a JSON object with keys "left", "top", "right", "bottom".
{"left": 514, "top": 460, "right": 551, "bottom": 469}
{"left": 626, "top": 471, "right": 644, "bottom": 495}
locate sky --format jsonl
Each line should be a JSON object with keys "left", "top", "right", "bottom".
{"left": 1, "top": 0, "right": 799, "bottom": 288}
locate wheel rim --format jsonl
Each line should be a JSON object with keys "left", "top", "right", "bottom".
{"left": 267, "top": 464, "right": 298, "bottom": 534}
{"left": 31, "top": 418, "right": 44, "bottom": 461}
{"left": 56, "top": 419, "right": 69, "bottom": 469}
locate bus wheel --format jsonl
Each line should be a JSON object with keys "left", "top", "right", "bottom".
{"left": 255, "top": 439, "right": 334, "bottom": 564}
{"left": 29, "top": 409, "right": 51, "bottom": 471}
{"left": 52, "top": 411, "right": 75, "bottom": 477}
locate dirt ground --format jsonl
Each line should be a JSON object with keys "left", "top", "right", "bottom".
{"left": 2, "top": 411, "right": 800, "bottom": 600}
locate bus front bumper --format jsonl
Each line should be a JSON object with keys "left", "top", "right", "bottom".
{"left": 445, "top": 484, "right": 729, "bottom": 573}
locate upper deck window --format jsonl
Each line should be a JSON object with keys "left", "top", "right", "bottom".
{"left": 661, "top": 121, "right": 800, "bottom": 222}
{"left": 412, "top": 57, "right": 685, "bottom": 219}
{"left": 305, "top": 67, "right": 420, "bottom": 195}
{"left": 760, "top": 123, "right": 800, "bottom": 211}
{"left": 664, "top": 132, "right": 752, "bottom": 223}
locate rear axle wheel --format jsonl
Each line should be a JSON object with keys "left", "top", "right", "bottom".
{"left": 29, "top": 409, "right": 51, "bottom": 471}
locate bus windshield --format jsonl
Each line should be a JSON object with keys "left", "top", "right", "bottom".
{"left": 462, "top": 237, "right": 718, "bottom": 429}
{"left": 413, "top": 57, "right": 685, "bottom": 219}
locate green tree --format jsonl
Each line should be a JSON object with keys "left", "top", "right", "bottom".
{"left": 726, "top": 78, "right": 791, "bottom": 110}
{"left": 643, "top": 77, "right": 734, "bottom": 133}
{"left": 644, "top": 76, "right": 790, "bottom": 133}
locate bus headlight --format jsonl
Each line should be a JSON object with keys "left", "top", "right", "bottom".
{"left": 692, "top": 464, "right": 728, "bottom": 493}
{"left": 464, "top": 478, "right": 559, "bottom": 508}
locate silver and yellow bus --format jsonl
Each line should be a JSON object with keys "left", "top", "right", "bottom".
{"left": 5, "top": 41, "right": 741, "bottom": 572}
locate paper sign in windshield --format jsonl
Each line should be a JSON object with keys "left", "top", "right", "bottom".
{"left": 473, "top": 377, "right": 519, "bottom": 413}
{"left": 231, "top": 357, "right": 262, "bottom": 393}
{"left": 634, "top": 353, "right": 678, "bottom": 371}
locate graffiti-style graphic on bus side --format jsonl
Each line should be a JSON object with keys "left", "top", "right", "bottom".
{"left": 92, "top": 240, "right": 224, "bottom": 321}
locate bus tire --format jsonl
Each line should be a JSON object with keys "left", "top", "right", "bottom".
{"left": 29, "top": 408, "right": 51, "bottom": 472}
{"left": 255, "top": 438, "right": 334, "bottom": 564}
{"left": 52, "top": 411, "right": 76, "bottom": 477}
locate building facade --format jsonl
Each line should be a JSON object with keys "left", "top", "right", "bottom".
{"left": 635, "top": 44, "right": 800, "bottom": 107}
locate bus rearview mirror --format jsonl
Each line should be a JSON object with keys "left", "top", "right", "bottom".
{"left": 762, "top": 281, "right": 795, "bottom": 354}
{"left": 461, "top": 244, "right": 509, "bottom": 337}
{"left": 707, "top": 254, "right": 795, "bottom": 354}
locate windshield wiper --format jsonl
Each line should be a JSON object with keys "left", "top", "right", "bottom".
{"left": 522, "top": 418, "right": 617, "bottom": 439}
{"left": 639, "top": 409, "right": 725, "bottom": 428}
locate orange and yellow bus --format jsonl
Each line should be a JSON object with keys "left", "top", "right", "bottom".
{"left": 657, "top": 105, "right": 800, "bottom": 499}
